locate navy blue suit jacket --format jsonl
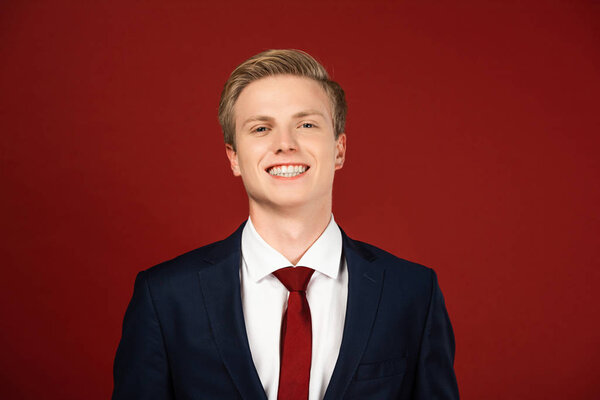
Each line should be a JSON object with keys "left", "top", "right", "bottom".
{"left": 113, "top": 223, "right": 459, "bottom": 399}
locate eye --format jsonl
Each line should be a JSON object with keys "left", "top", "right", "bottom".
{"left": 252, "top": 126, "right": 269, "bottom": 133}
{"left": 301, "top": 122, "right": 315, "bottom": 128}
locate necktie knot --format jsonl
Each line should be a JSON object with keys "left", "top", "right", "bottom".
{"left": 273, "top": 266, "right": 314, "bottom": 292}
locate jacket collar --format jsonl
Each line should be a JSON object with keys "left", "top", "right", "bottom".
{"left": 198, "top": 222, "right": 384, "bottom": 400}
{"left": 323, "top": 228, "right": 384, "bottom": 400}
{"left": 197, "top": 222, "right": 267, "bottom": 400}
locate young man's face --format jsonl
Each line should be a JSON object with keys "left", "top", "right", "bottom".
{"left": 226, "top": 75, "right": 346, "bottom": 212}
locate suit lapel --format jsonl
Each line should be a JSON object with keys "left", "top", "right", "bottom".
{"left": 197, "top": 224, "right": 267, "bottom": 400}
{"left": 197, "top": 224, "right": 384, "bottom": 400}
{"left": 323, "top": 231, "right": 385, "bottom": 400}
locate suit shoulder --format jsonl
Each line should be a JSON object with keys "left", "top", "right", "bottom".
{"left": 349, "top": 239, "right": 438, "bottom": 302}
{"left": 142, "top": 234, "right": 238, "bottom": 283}
{"left": 350, "top": 239, "right": 434, "bottom": 279}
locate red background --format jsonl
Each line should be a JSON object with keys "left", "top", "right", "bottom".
{"left": 1, "top": 1, "right": 599, "bottom": 399}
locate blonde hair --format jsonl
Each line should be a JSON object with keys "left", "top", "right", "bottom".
{"left": 218, "top": 49, "right": 347, "bottom": 149}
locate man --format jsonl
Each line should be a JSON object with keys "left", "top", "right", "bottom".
{"left": 113, "top": 49, "right": 459, "bottom": 399}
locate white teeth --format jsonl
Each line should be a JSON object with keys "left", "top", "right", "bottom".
{"left": 268, "top": 165, "right": 308, "bottom": 177}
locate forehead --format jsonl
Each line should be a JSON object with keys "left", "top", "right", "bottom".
{"left": 234, "top": 75, "right": 332, "bottom": 123}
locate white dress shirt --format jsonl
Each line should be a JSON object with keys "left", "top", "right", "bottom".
{"left": 240, "top": 215, "right": 348, "bottom": 400}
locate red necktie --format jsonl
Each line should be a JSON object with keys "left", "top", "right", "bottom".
{"left": 273, "top": 266, "right": 315, "bottom": 400}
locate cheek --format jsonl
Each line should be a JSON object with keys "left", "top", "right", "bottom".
{"left": 236, "top": 148, "right": 263, "bottom": 174}
{"left": 307, "top": 136, "right": 338, "bottom": 156}
{"left": 320, "top": 143, "right": 340, "bottom": 164}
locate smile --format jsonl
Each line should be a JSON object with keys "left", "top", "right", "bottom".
{"left": 266, "top": 164, "right": 309, "bottom": 178}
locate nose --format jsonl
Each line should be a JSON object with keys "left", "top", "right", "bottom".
{"left": 273, "top": 126, "right": 298, "bottom": 153}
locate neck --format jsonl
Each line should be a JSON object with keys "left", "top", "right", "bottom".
{"left": 249, "top": 200, "right": 332, "bottom": 265}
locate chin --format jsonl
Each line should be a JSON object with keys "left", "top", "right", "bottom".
{"left": 273, "top": 197, "right": 309, "bottom": 209}
{"left": 266, "top": 194, "right": 312, "bottom": 210}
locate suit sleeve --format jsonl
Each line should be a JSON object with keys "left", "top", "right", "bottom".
{"left": 412, "top": 269, "right": 460, "bottom": 399}
{"left": 112, "top": 271, "right": 174, "bottom": 400}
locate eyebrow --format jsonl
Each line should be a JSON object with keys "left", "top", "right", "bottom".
{"left": 241, "top": 115, "right": 274, "bottom": 129}
{"left": 242, "top": 110, "right": 326, "bottom": 128}
{"left": 292, "top": 110, "right": 327, "bottom": 119}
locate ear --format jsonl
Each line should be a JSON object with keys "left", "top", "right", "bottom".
{"left": 225, "top": 144, "right": 241, "bottom": 176}
{"left": 334, "top": 133, "right": 346, "bottom": 170}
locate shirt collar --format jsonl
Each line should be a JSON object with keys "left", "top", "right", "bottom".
{"left": 241, "top": 214, "right": 343, "bottom": 282}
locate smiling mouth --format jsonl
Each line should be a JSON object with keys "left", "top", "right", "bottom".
{"left": 266, "top": 164, "right": 310, "bottom": 178}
